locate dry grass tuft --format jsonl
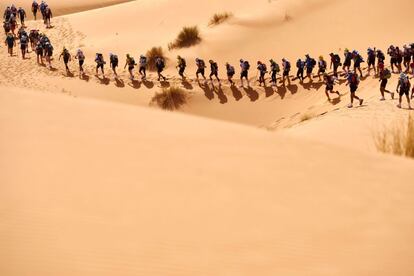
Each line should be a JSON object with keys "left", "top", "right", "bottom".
{"left": 168, "top": 26, "right": 201, "bottom": 50}
{"left": 374, "top": 114, "right": 414, "bottom": 158}
{"left": 151, "top": 87, "right": 188, "bottom": 111}
{"left": 146, "top": 47, "right": 167, "bottom": 71}
{"left": 208, "top": 12, "right": 233, "bottom": 27}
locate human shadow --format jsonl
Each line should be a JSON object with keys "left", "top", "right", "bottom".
{"left": 230, "top": 85, "right": 243, "bottom": 101}
{"left": 114, "top": 78, "right": 124, "bottom": 88}
{"left": 96, "top": 76, "right": 110, "bottom": 85}
{"left": 160, "top": 81, "right": 170, "bottom": 88}
{"left": 302, "top": 81, "right": 324, "bottom": 91}
{"left": 181, "top": 80, "right": 193, "bottom": 90}
{"left": 286, "top": 84, "right": 298, "bottom": 94}
{"left": 213, "top": 85, "right": 228, "bottom": 104}
{"left": 128, "top": 79, "right": 141, "bottom": 89}
{"left": 264, "top": 86, "right": 275, "bottom": 97}
{"left": 276, "top": 85, "right": 287, "bottom": 99}
{"left": 244, "top": 87, "right": 259, "bottom": 102}
{"left": 330, "top": 96, "right": 341, "bottom": 105}
{"left": 66, "top": 71, "right": 75, "bottom": 78}
{"left": 80, "top": 73, "right": 90, "bottom": 82}
{"left": 199, "top": 82, "right": 214, "bottom": 100}
{"left": 142, "top": 80, "right": 154, "bottom": 89}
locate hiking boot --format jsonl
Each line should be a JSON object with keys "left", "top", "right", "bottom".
{"left": 391, "top": 93, "right": 395, "bottom": 99}
{"left": 380, "top": 97, "right": 385, "bottom": 101}
{"left": 359, "top": 99, "right": 364, "bottom": 106}
{"left": 397, "top": 104, "right": 402, "bottom": 108}
{"left": 347, "top": 103, "right": 353, "bottom": 108}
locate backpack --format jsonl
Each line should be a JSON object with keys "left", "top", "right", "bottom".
{"left": 285, "top": 61, "right": 291, "bottom": 71}
{"left": 227, "top": 65, "right": 235, "bottom": 74}
{"left": 383, "top": 69, "right": 391, "bottom": 79}
{"left": 20, "top": 36, "right": 28, "bottom": 44}
{"left": 6, "top": 35, "right": 14, "bottom": 44}
{"left": 95, "top": 53, "right": 103, "bottom": 63}
{"left": 349, "top": 73, "right": 359, "bottom": 86}
{"left": 212, "top": 62, "right": 218, "bottom": 71}
{"left": 319, "top": 60, "right": 326, "bottom": 69}
{"left": 180, "top": 58, "right": 186, "bottom": 68}
{"left": 310, "top": 58, "right": 316, "bottom": 67}
{"left": 273, "top": 62, "right": 280, "bottom": 72}
{"left": 157, "top": 58, "right": 165, "bottom": 69}
{"left": 140, "top": 56, "right": 147, "bottom": 66}
{"left": 243, "top": 61, "right": 250, "bottom": 70}
{"left": 110, "top": 55, "right": 118, "bottom": 65}
{"left": 333, "top": 54, "right": 341, "bottom": 64}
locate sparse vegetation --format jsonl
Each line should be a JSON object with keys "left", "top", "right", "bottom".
{"left": 151, "top": 87, "right": 188, "bottom": 111}
{"left": 146, "top": 46, "right": 167, "bottom": 71}
{"left": 168, "top": 26, "right": 201, "bottom": 50}
{"left": 208, "top": 12, "right": 233, "bottom": 27}
{"left": 374, "top": 114, "right": 414, "bottom": 158}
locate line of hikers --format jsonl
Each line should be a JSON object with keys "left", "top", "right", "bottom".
{"left": 2, "top": 1, "right": 414, "bottom": 109}
{"left": 3, "top": 1, "right": 53, "bottom": 33}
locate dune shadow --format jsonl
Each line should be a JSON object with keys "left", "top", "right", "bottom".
{"left": 114, "top": 78, "right": 124, "bottom": 88}
{"left": 182, "top": 80, "right": 193, "bottom": 90}
{"left": 214, "top": 85, "right": 228, "bottom": 104}
{"left": 244, "top": 87, "right": 259, "bottom": 102}
{"left": 230, "top": 85, "right": 243, "bottom": 101}
{"left": 128, "top": 79, "right": 141, "bottom": 89}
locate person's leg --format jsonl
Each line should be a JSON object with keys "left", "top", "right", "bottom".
{"left": 406, "top": 94, "right": 411, "bottom": 109}
{"left": 325, "top": 89, "right": 331, "bottom": 101}
{"left": 209, "top": 71, "right": 214, "bottom": 81}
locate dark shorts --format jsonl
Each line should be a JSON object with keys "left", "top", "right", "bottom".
{"left": 227, "top": 72, "right": 234, "bottom": 78}
{"left": 128, "top": 65, "right": 134, "bottom": 71}
{"left": 179, "top": 67, "right": 185, "bottom": 75}
{"left": 20, "top": 44, "right": 27, "bottom": 50}
{"left": 283, "top": 70, "right": 289, "bottom": 76}
{"left": 241, "top": 70, "right": 248, "bottom": 79}
{"left": 97, "top": 64, "right": 104, "bottom": 70}
{"left": 196, "top": 68, "right": 205, "bottom": 75}
{"left": 400, "top": 88, "right": 409, "bottom": 96}
{"left": 380, "top": 79, "right": 388, "bottom": 88}
{"left": 111, "top": 63, "right": 118, "bottom": 69}
{"left": 326, "top": 84, "right": 334, "bottom": 91}
{"left": 318, "top": 68, "right": 325, "bottom": 74}
{"left": 350, "top": 84, "right": 358, "bottom": 93}
{"left": 390, "top": 57, "right": 397, "bottom": 64}
{"left": 368, "top": 59, "right": 375, "bottom": 66}
{"left": 157, "top": 67, "right": 163, "bottom": 73}
{"left": 306, "top": 67, "right": 313, "bottom": 74}
{"left": 36, "top": 50, "right": 43, "bottom": 56}
{"left": 79, "top": 60, "right": 84, "bottom": 67}
{"left": 344, "top": 60, "right": 351, "bottom": 67}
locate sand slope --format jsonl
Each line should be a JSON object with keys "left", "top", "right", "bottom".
{"left": 1, "top": 87, "right": 414, "bottom": 276}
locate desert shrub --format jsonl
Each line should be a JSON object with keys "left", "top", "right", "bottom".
{"left": 146, "top": 46, "right": 167, "bottom": 71}
{"left": 151, "top": 87, "right": 188, "bottom": 110}
{"left": 168, "top": 26, "right": 201, "bottom": 50}
{"left": 208, "top": 12, "right": 233, "bottom": 27}
{"left": 374, "top": 114, "right": 414, "bottom": 158}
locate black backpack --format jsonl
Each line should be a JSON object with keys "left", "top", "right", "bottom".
{"left": 111, "top": 55, "right": 118, "bottom": 65}
{"left": 311, "top": 58, "right": 316, "bottom": 67}
{"left": 157, "top": 58, "right": 165, "bottom": 69}
{"left": 244, "top": 61, "right": 250, "bottom": 70}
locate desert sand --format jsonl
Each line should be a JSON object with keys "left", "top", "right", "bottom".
{"left": 1, "top": 0, "right": 414, "bottom": 275}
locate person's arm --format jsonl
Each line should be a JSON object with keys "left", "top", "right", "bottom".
{"left": 124, "top": 61, "right": 127, "bottom": 69}
{"left": 59, "top": 53, "right": 62, "bottom": 60}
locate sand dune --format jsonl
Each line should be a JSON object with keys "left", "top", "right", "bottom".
{"left": 1, "top": 87, "right": 413, "bottom": 276}
{"left": 1, "top": 0, "right": 414, "bottom": 274}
